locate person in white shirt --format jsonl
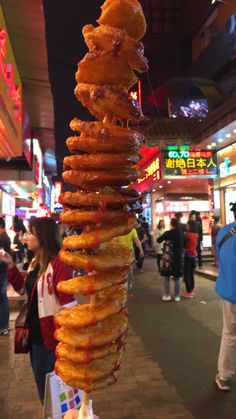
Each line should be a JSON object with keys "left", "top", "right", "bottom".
{"left": 152, "top": 220, "right": 166, "bottom": 273}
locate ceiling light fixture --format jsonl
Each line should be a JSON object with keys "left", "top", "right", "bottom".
{"left": 211, "top": 142, "right": 216, "bottom": 147}
{"left": 159, "top": 185, "right": 163, "bottom": 189}
{"left": 218, "top": 138, "right": 223, "bottom": 143}
{"left": 226, "top": 133, "right": 231, "bottom": 138}
{"left": 207, "top": 144, "right": 212, "bottom": 149}
{"left": 233, "top": 129, "right": 236, "bottom": 134}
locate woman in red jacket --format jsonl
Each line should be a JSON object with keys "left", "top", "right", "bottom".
{"left": 0, "top": 217, "right": 75, "bottom": 403}
{"left": 182, "top": 220, "right": 199, "bottom": 298}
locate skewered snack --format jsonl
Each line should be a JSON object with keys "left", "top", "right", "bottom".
{"left": 83, "top": 24, "right": 148, "bottom": 73}
{"left": 97, "top": 0, "right": 146, "bottom": 41}
{"left": 76, "top": 51, "right": 137, "bottom": 89}
{"left": 63, "top": 152, "right": 141, "bottom": 171}
{"left": 55, "top": 0, "right": 148, "bottom": 410}
{"left": 74, "top": 83, "right": 144, "bottom": 121}
{"left": 62, "top": 167, "right": 140, "bottom": 188}
{"left": 57, "top": 270, "right": 128, "bottom": 295}
{"left": 55, "top": 310, "right": 128, "bottom": 349}
{"left": 59, "top": 189, "right": 140, "bottom": 209}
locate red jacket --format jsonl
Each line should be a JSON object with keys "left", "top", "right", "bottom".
{"left": 8, "top": 256, "right": 75, "bottom": 350}
{"left": 185, "top": 231, "right": 199, "bottom": 257}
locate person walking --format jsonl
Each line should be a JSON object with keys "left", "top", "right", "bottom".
{"left": 116, "top": 227, "right": 144, "bottom": 290}
{"left": 182, "top": 220, "right": 199, "bottom": 298}
{"left": 189, "top": 211, "right": 203, "bottom": 268}
{"left": 0, "top": 217, "right": 75, "bottom": 403}
{"left": 211, "top": 216, "right": 223, "bottom": 267}
{"left": 157, "top": 218, "right": 182, "bottom": 302}
{"left": 215, "top": 220, "right": 236, "bottom": 391}
{"left": 135, "top": 220, "right": 147, "bottom": 272}
{"left": 0, "top": 217, "right": 11, "bottom": 336}
{"left": 152, "top": 219, "right": 166, "bottom": 273}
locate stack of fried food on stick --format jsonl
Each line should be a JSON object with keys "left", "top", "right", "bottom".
{"left": 54, "top": 0, "right": 148, "bottom": 417}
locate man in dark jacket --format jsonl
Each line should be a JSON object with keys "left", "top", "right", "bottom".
{"left": 0, "top": 217, "right": 11, "bottom": 335}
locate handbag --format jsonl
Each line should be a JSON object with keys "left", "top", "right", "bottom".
{"left": 14, "top": 275, "right": 39, "bottom": 354}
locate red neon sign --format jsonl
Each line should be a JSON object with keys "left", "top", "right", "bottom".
{"left": 134, "top": 154, "right": 161, "bottom": 193}
{"left": 0, "top": 28, "right": 21, "bottom": 121}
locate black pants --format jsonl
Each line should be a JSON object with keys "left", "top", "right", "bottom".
{"left": 157, "top": 254, "right": 162, "bottom": 272}
{"left": 134, "top": 246, "right": 144, "bottom": 270}
{"left": 184, "top": 256, "right": 196, "bottom": 293}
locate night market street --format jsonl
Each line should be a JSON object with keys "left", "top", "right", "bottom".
{"left": 1, "top": 256, "right": 236, "bottom": 419}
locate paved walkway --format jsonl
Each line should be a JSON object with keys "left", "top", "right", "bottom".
{"left": 1, "top": 256, "right": 235, "bottom": 419}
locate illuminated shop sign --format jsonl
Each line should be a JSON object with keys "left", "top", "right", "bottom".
{"left": 134, "top": 154, "right": 161, "bottom": 193}
{"left": 0, "top": 7, "right": 22, "bottom": 156}
{"left": 163, "top": 146, "right": 218, "bottom": 178}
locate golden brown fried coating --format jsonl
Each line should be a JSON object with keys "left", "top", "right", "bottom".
{"left": 60, "top": 208, "right": 131, "bottom": 227}
{"left": 55, "top": 367, "right": 117, "bottom": 393}
{"left": 76, "top": 51, "right": 137, "bottom": 90}
{"left": 56, "top": 337, "right": 126, "bottom": 364}
{"left": 97, "top": 0, "right": 147, "bottom": 41}
{"left": 57, "top": 269, "right": 128, "bottom": 295}
{"left": 68, "top": 119, "right": 143, "bottom": 153}
{"left": 74, "top": 83, "right": 144, "bottom": 121}
{"left": 62, "top": 215, "right": 137, "bottom": 249}
{"left": 59, "top": 241, "right": 134, "bottom": 272}
{"left": 83, "top": 24, "right": 148, "bottom": 73}
{"left": 63, "top": 152, "right": 141, "bottom": 171}
{"left": 62, "top": 167, "right": 140, "bottom": 189}
{"left": 59, "top": 189, "right": 139, "bottom": 209}
{"left": 55, "top": 310, "right": 128, "bottom": 349}
{"left": 55, "top": 285, "right": 127, "bottom": 328}
{"left": 55, "top": 349, "right": 122, "bottom": 385}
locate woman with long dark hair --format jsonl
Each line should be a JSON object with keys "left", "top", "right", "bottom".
{"left": 0, "top": 217, "right": 75, "bottom": 403}
{"left": 157, "top": 218, "right": 182, "bottom": 301}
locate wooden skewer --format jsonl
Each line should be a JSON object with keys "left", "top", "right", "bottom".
{"left": 78, "top": 391, "right": 90, "bottom": 418}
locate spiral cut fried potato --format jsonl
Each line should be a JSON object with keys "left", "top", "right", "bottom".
{"left": 62, "top": 216, "right": 136, "bottom": 249}
{"left": 97, "top": 0, "right": 146, "bottom": 41}
{"left": 83, "top": 24, "right": 148, "bottom": 73}
{"left": 63, "top": 152, "right": 141, "bottom": 171}
{"left": 55, "top": 309, "right": 128, "bottom": 349}
{"left": 56, "top": 337, "right": 126, "bottom": 364}
{"left": 59, "top": 241, "right": 134, "bottom": 272}
{"left": 62, "top": 167, "right": 140, "bottom": 189}
{"left": 57, "top": 269, "right": 128, "bottom": 295}
{"left": 59, "top": 189, "right": 140, "bottom": 209}
{"left": 55, "top": 0, "right": 148, "bottom": 399}
{"left": 74, "top": 83, "right": 144, "bottom": 121}
{"left": 76, "top": 51, "right": 137, "bottom": 90}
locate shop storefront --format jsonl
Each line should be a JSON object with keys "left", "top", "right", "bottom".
{"left": 215, "top": 143, "right": 236, "bottom": 224}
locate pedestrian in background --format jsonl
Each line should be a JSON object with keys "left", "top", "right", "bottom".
{"left": 211, "top": 216, "right": 223, "bottom": 267}
{"left": 0, "top": 217, "right": 75, "bottom": 403}
{"left": 189, "top": 210, "right": 203, "bottom": 268}
{"left": 135, "top": 219, "right": 147, "bottom": 272}
{"left": 157, "top": 218, "right": 182, "bottom": 302}
{"left": 182, "top": 220, "right": 198, "bottom": 298}
{"left": 215, "top": 219, "right": 236, "bottom": 391}
{"left": 0, "top": 217, "right": 11, "bottom": 336}
{"left": 152, "top": 219, "right": 165, "bottom": 273}
{"left": 117, "top": 227, "right": 144, "bottom": 290}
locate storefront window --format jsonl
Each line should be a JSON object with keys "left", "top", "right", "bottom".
{"left": 225, "top": 186, "right": 236, "bottom": 224}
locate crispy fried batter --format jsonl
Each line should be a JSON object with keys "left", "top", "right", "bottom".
{"left": 55, "top": 285, "right": 127, "bottom": 328}
{"left": 56, "top": 337, "right": 126, "bottom": 364}
{"left": 76, "top": 51, "right": 137, "bottom": 89}
{"left": 60, "top": 208, "right": 131, "bottom": 227}
{"left": 74, "top": 83, "right": 144, "bottom": 121}
{"left": 57, "top": 270, "right": 128, "bottom": 295}
{"left": 62, "top": 216, "right": 136, "bottom": 249}
{"left": 97, "top": 0, "right": 146, "bottom": 41}
{"left": 55, "top": 367, "right": 117, "bottom": 393}
{"left": 83, "top": 24, "right": 148, "bottom": 73}
{"left": 55, "top": 310, "right": 128, "bottom": 348}
{"left": 59, "top": 241, "right": 134, "bottom": 272}
{"left": 55, "top": 349, "right": 122, "bottom": 385}
{"left": 62, "top": 167, "right": 140, "bottom": 189}
{"left": 59, "top": 189, "right": 140, "bottom": 209}
{"left": 63, "top": 152, "right": 141, "bottom": 171}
